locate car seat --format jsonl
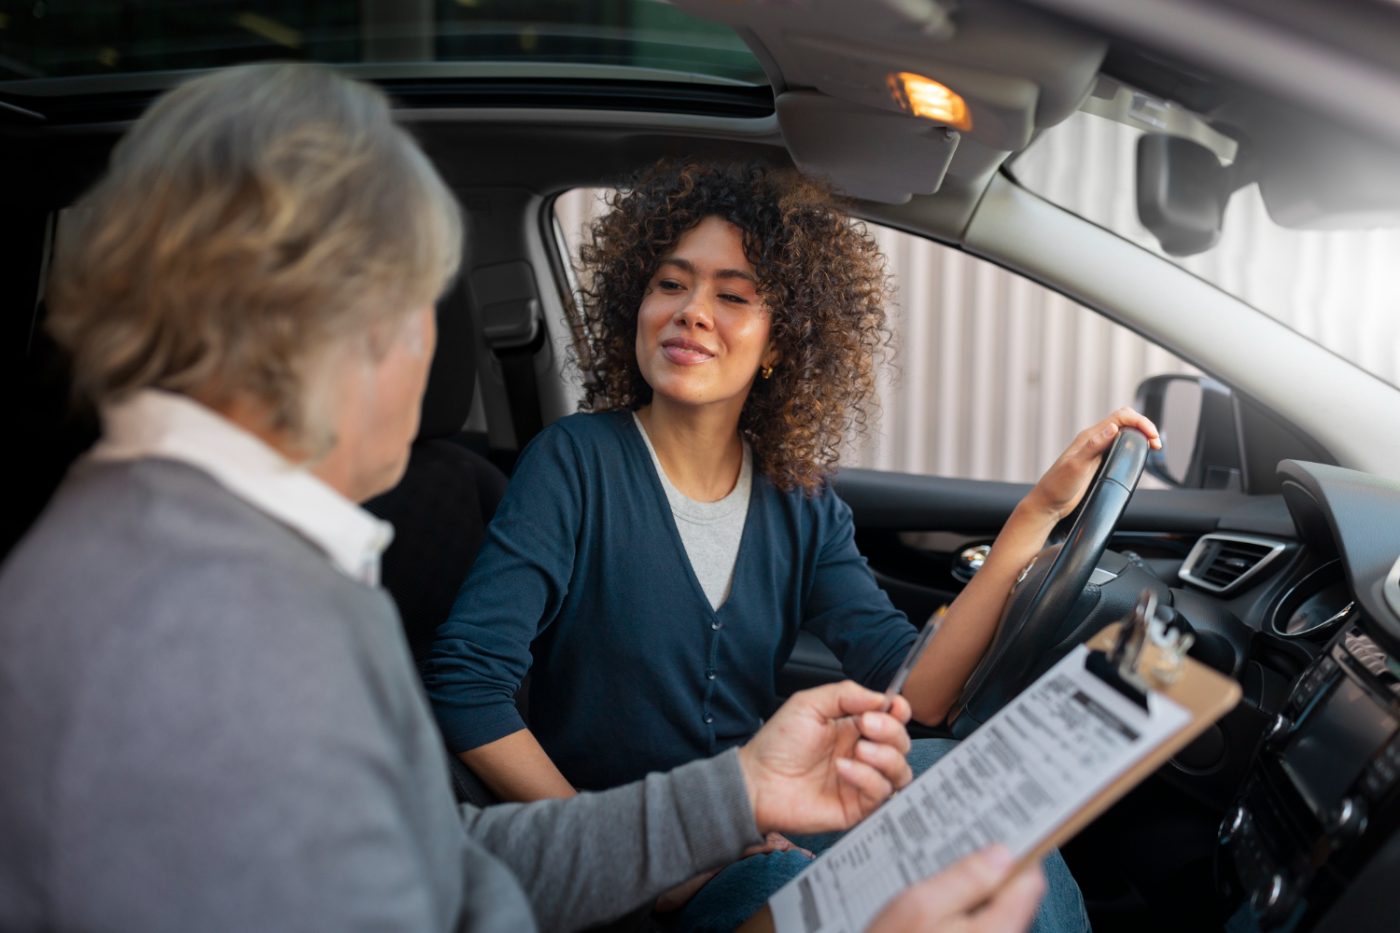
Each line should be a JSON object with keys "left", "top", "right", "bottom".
{"left": 363, "top": 285, "right": 517, "bottom": 809}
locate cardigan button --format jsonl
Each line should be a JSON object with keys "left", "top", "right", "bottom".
{"left": 703, "top": 714, "right": 715, "bottom": 724}
{"left": 706, "top": 670, "right": 717, "bottom": 680}
{"left": 711, "top": 621, "right": 723, "bottom": 631}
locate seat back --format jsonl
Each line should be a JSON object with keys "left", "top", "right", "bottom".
{"left": 5, "top": 315, "right": 99, "bottom": 563}
{"left": 365, "top": 437, "right": 508, "bottom": 809}
{"left": 364, "top": 282, "right": 517, "bottom": 807}
{"left": 366, "top": 439, "right": 506, "bottom": 668}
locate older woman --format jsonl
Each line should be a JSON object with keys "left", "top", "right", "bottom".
{"left": 0, "top": 65, "right": 970, "bottom": 933}
{"left": 426, "top": 161, "right": 1158, "bottom": 928}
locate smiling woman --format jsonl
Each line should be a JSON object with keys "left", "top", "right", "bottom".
{"left": 427, "top": 161, "right": 910, "bottom": 799}
{"left": 424, "top": 158, "right": 1131, "bottom": 931}
{"left": 635, "top": 217, "right": 775, "bottom": 423}
{"left": 571, "top": 160, "right": 892, "bottom": 494}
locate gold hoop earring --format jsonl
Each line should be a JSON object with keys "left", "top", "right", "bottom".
{"left": 760, "top": 364, "right": 774, "bottom": 380}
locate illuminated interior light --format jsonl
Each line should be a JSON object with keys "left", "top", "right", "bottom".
{"left": 887, "top": 71, "right": 972, "bottom": 131}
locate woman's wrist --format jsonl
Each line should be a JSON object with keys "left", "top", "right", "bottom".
{"left": 1009, "top": 492, "right": 1063, "bottom": 535}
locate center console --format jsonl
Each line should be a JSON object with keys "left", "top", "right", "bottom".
{"left": 1219, "top": 622, "right": 1400, "bottom": 928}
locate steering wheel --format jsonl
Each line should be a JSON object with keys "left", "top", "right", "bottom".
{"left": 951, "top": 427, "right": 1151, "bottom": 735}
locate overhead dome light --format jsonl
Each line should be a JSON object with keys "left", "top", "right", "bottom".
{"left": 888, "top": 71, "right": 972, "bottom": 131}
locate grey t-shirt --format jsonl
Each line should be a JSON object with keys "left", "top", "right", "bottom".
{"left": 634, "top": 413, "right": 752, "bottom": 610}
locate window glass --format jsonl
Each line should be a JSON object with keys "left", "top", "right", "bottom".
{"left": 553, "top": 189, "right": 1197, "bottom": 484}
{"left": 1, "top": 1, "right": 765, "bottom": 85}
{"left": 1014, "top": 110, "right": 1400, "bottom": 390}
{"left": 852, "top": 226, "right": 1196, "bottom": 483}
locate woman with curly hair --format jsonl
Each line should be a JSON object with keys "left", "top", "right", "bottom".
{"left": 425, "top": 160, "right": 1156, "bottom": 928}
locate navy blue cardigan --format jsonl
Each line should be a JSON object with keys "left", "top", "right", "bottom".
{"left": 425, "top": 412, "right": 916, "bottom": 791}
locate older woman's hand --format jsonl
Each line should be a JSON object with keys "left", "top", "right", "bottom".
{"left": 868, "top": 846, "right": 1045, "bottom": 933}
{"left": 737, "top": 680, "right": 913, "bottom": 836}
{"left": 1023, "top": 407, "right": 1161, "bottom": 523}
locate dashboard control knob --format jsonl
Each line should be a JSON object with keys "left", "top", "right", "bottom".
{"left": 1325, "top": 796, "right": 1368, "bottom": 843}
{"left": 1250, "top": 873, "right": 1288, "bottom": 919}
{"left": 1264, "top": 713, "right": 1292, "bottom": 748}
{"left": 1220, "top": 805, "right": 1246, "bottom": 845}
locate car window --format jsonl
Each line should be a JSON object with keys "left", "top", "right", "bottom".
{"left": 846, "top": 223, "right": 1198, "bottom": 484}
{"left": 0, "top": 1, "right": 765, "bottom": 85}
{"left": 1014, "top": 109, "right": 1400, "bottom": 391}
{"left": 555, "top": 189, "right": 1197, "bottom": 485}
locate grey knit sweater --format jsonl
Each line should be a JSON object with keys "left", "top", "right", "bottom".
{"left": 0, "top": 458, "right": 759, "bottom": 932}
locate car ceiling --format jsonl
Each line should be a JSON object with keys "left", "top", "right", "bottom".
{"left": 4, "top": 0, "right": 1400, "bottom": 260}
{"left": 5, "top": 0, "right": 1399, "bottom": 219}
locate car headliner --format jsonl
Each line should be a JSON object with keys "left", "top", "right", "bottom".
{"left": 4, "top": 0, "right": 1400, "bottom": 478}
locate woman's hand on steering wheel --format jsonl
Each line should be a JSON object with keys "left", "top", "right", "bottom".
{"left": 1024, "top": 407, "right": 1161, "bottom": 523}
{"left": 951, "top": 407, "right": 1160, "bottom": 731}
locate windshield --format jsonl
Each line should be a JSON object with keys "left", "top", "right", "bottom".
{"left": 0, "top": 0, "right": 766, "bottom": 86}
{"left": 1013, "top": 110, "right": 1400, "bottom": 390}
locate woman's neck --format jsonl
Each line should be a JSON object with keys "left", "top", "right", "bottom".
{"left": 635, "top": 400, "right": 745, "bottom": 503}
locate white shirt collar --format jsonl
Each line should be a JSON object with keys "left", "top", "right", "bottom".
{"left": 89, "top": 389, "right": 394, "bottom": 585}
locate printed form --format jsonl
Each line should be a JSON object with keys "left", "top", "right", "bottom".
{"left": 769, "top": 645, "right": 1190, "bottom": 933}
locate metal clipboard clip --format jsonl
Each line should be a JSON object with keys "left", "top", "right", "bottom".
{"left": 1085, "top": 590, "right": 1196, "bottom": 708}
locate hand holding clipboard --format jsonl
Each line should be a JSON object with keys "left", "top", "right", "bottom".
{"left": 752, "top": 591, "right": 1241, "bottom": 933}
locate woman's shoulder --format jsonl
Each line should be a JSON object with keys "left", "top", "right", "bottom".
{"left": 545, "top": 409, "right": 634, "bottom": 442}
{"left": 513, "top": 410, "right": 639, "bottom": 479}
{"left": 528, "top": 410, "right": 634, "bottom": 458}
{"left": 755, "top": 470, "right": 844, "bottom": 508}
{"left": 754, "top": 471, "right": 853, "bottom": 534}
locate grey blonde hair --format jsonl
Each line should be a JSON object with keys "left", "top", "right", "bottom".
{"left": 46, "top": 62, "right": 462, "bottom": 452}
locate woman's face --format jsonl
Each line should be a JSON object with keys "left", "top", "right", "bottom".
{"left": 635, "top": 215, "right": 775, "bottom": 417}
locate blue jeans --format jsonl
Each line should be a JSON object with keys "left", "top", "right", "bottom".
{"left": 672, "top": 738, "right": 1090, "bottom": 932}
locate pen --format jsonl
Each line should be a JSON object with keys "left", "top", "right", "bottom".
{"left": 883, "top": 604, "right": 948, "bottom": 710}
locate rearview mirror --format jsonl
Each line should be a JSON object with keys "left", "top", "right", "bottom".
{"left": 1136, "top": 134, "right": 1232, "bottom": 257}
{"left": 1135, "top": 374, "right": 1243, "bottom": 490}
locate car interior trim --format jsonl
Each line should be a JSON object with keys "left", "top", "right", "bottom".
{"left": 1179, "top": 532, "right": 1292, "bottom": 595}
{"left": 1029, "top": 0, "right": 1400, "bottom": 149}
{"left": 1386, "top": 556, "right": 1400, "bottom": 623}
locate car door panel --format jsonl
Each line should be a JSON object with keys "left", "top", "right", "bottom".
{"left": 777, "top": 469, "right": 1261, "bottom": 696}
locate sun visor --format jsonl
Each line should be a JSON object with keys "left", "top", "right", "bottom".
{"left": 777, "top": 92, "right": 959, "bottom": 203}
{"left": 1257, "top": 131, "right": 1400, "bottom": 230}
{"left": 785, "top": 35, "right": 1039, "bottom": 154}
{"left": 675, "top": 0, "right": 1104, "bottom": 201}
{"left": 675, "top": 2, "right": 1105, "bottom": 140}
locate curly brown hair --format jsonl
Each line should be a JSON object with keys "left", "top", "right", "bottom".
{"left": 569, "top": 161, "right": 893, "bottom": 494}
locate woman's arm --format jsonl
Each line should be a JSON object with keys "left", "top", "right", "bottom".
{"left": 424, "top": 423, "right": 587, "bottom": 799}
{"left": 902, "top": 408, "right": 1160, "bottom": 725}
{"left": 460, "top": 729, "right": 578, "bottom": 801}
{"left": 900, "top": 495, "right": 1059, "bottom": 724}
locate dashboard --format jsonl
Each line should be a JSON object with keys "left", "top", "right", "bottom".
{"left": 812, "top": 459, "right": 1400, "bottom": 929}
{"left": 1172, "top": 460, "right": 1400, "bottom": 930}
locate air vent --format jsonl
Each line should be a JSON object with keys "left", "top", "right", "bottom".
{"left": 1180, "top": 533, "right": 1289, "bottom": 594}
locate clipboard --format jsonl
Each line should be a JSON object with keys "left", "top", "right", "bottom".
{"left": 1019, "top": 612, "right": 1240, "bottom": 866}
{"left": 742, "top": 593, "right": 1242, "bottom": 933}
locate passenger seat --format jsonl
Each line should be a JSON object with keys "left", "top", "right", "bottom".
{"left": 365, "top": 295, "right": 514, "bottom": 808}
